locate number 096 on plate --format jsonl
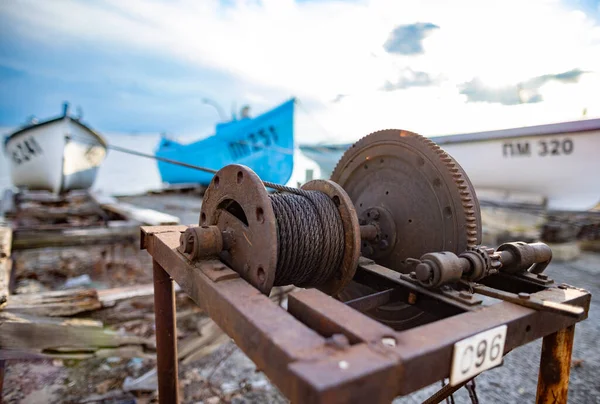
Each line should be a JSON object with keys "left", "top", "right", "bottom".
{"left": 450, "top": 325, "right": 507, "bottom": 386}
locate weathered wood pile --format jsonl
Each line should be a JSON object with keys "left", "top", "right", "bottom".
{"left": 0, "top": 189, "right": 190, "bottom": 396}
{"left": 2, "top": 189, "right": 179, "bottom": 250}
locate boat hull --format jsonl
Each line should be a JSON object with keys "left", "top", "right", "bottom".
{"left": 155, "top": 99, "right": 295, "bottom": 187}
{"left": 4, "top": 118, "right": 107, "bottom": 194}
{"left": 431, "top": 124, "right": 600, "bottom": 211}
{"left": 300, "top": 119, "right": 600, "bottom": 211}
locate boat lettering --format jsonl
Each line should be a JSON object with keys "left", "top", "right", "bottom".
{"left": 502, "top": 138, "right": 573, "bottom": 158}
{"left": 11, "top": 137, "right": 43, "bottom": 165}
{"left": 502, "top": 142, "right": 530, "bottom": 157}
{"left": 538, "top": 139, "right": 573, "bottom": 156}
{"left": 228, "top": 125, "right": 278, "bottom": 159}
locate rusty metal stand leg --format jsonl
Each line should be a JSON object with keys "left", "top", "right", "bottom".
{"left": 153, "top": 260, "right": 180, "bottom": 403}
{"left": 536, "top": 325, "right": 575, "bottom": 404}
{"left": 0, "top": 359, "right": 5, "bottom": 404}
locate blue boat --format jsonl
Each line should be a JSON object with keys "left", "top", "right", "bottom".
{"left": 156, "top": 98, "right": 295, "bottom": 186}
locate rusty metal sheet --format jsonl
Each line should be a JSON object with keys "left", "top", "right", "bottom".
{"left": 196, "top": 259, "right": 240, "bottom": 283}
{"left": 288, "top": 343, "right": 400, "bottom": 404}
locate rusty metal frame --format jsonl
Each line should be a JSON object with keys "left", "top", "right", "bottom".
{"left": 142, "top": 226, "right": 591, "bottom": 404}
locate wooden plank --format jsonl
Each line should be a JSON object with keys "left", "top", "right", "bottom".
{"left": 0, "top": 311, "right": 153, "bottom": 355}
{"left": 17, "top": 203, "right": 106, "bottom": 221}
{"left": 103, "top": 201, "right": 180, "bottom": 225}
{"left": 4, "top": 283, "right": 183, "bottom": 316}
{"left": 97, "top": 282, "right": 181, "bottom": 307}
{"left": 0, "top": 226, "right": 12, "bottom": 309}
{"left": 92, "top": 193, "right": 180, "bottom": 225}
{"left": 4, "top": 289, "right": 101, "bottom": 317}
{"left": 12, "top": 221, "right": 139, "bottom": 250}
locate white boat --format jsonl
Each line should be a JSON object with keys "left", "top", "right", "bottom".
{"left": 3, "top": 103, "right": 107, "bottom": 194}
{"left": 300, "top": 118, "right": 600, "bottom": 212}
{"left": 431, "top": 119, "right": 600, "bottom": 211}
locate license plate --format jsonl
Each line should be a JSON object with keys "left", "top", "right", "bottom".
{"left": 450, "top": 325, "right": 507, "bottom": 386}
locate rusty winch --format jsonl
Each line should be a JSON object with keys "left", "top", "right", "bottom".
{"left": 177, "top": 130, "right": 571, "bottom": 328}
{"left": 143, "top": 129, "right": 591, "bottom": 404}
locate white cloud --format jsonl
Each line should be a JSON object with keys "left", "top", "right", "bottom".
{"left": 2, "top": 0, "right": 599, "bottom": 142}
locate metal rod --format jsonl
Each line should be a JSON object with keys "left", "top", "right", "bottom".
{"left": 536, "top": 325, "right": 576, "bottom": 404}
{"left": 468, "top": 283, "right": 584, "bottom": 318}
{"left": 359, "top": 224, "right": 379, "bottom": 240}
{"left": 153, "top": 260, "right": 180, "bottom": 404}
{"left": 422, "top": 378, "right": 471, "bottom": 404}
{"left": 344, "top": 288, "right": 394, "bottom": 312}
{"left": 81, "top": 140, "right": 302, "bottom": 194}
{"left": 0, "top": 359, "right": 5, "bottom": 404}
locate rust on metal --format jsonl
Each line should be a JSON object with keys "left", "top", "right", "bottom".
{"left": 330, "top": 129, "right": 482, "bottom": 273}
{"left": 200, "top": 165, "right": 278, "bottom": 294}
{"left": 301, "top": 179, "right": 361, "bottom": 296}
{"left": 469, "top": 283, "right": 584, "bottom": 318}
{"left": 143, "top": 228, "right": 590, "bottom": 401}
{"left": 344, "top": 288, "right": 395, "bottom": 313}
{"left": 0, "top": 359, "right": 5, "bottom": 401}
{"left": 179, "top": 225, "right": 223, "bottom": 259}
{"left": 536, "top": 325, "right": 576, "bottom": 404}
{"left": 198, "top": 259, "right": 241, "bottom": 283}
{"left": 359, "top": 224, "right": 379, "bottom": 241}
{"left": 153, "top": 260, "right": 180, "bottom": 404}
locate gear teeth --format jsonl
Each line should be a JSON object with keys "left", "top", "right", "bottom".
{"left": 330, "top": 129, "right": 481, "bottom": 252}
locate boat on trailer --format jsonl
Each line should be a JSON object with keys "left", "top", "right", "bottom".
{"left": 155, "top": 98, "right": 295, "bottom": 187}
{"left": 300, "top": 118, "right": 600, "bottom": 211}
{"left": 3, "top": 103, "right": 107, "bottom": 194}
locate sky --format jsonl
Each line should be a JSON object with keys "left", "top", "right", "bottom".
{"left": 1, "top": 0, "right": 599, "bottom": 144}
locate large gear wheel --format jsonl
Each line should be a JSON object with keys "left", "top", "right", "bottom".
{"left": 331, "top": 129, "right": 482, "bottom": 328}
{"left": 331, "top": 129, "right": 481, "bottom": 271}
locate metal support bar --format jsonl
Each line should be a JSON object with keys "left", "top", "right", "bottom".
{"left": 0, "top": 359, "right": 5, "bottom": 404}
{"left": 536, "top": 325, "right": 576, "bottom": 404}
{"left": 466, "top": 283, "right": 584, "bottom": 318}
{"left": 141, "top": 226, "right": 591, "bottom": 403}
{"left": 344, "top": 288, "right": 395, "bottom": 313}
{"left": 153, "top": 260, "right": 180, "bottom": 404}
